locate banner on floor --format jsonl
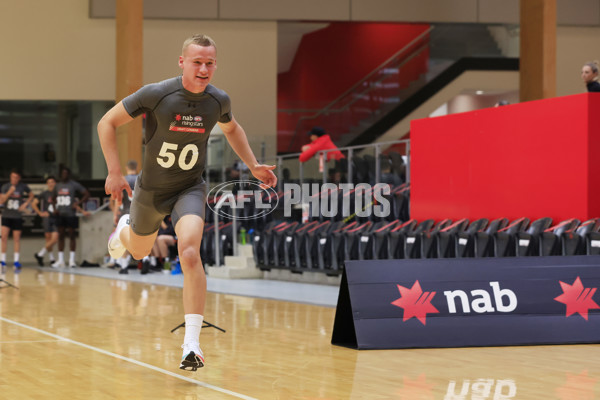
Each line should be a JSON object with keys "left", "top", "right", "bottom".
{"left": 332, "top": 255, "right": 600, "bottom": 349}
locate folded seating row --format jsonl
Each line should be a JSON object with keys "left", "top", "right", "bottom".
{"left": 251, "top": 217, "right": 600, "bottom": 274}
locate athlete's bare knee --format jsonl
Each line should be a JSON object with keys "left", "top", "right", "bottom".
{"left": 179, "top": 246, "right": 201, "bottom": 268}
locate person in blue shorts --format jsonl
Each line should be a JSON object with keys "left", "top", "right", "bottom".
{"left": 0, "top": 169, "right": 34, "bottom": 273}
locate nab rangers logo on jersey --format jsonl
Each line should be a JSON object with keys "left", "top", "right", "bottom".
{"left": 169, "top": 114, "right": 206, "bottom": 133}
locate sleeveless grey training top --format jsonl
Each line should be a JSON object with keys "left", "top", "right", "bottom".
{"left": 122, "top": 76, "right": 232, "bottom": 193}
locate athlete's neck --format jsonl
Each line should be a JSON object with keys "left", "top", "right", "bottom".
{"left": 181, "top": 76, "right": 207, "bottom": 94}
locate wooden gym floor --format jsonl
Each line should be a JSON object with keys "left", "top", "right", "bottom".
{"left": 0, "top": 266, "right": 599, "bottom": 399}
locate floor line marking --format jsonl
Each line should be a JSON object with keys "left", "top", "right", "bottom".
{"left": 0, "top": 339, "right": 63, "bottom": 344}
{"left": 0, "top": 316, "right": 258, "bottom": 400}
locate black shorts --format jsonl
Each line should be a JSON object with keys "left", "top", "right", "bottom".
{"left": 56, "top": 215, "right": 79, "bottom": 229}
{"left": 42, "top": 216, "right": 58, "bottom": 233}
{"left": 130, "top": 178, "right": 207, "bottom": 236}
{"left": 1, "top": 217, "right": 23, "bottom": 231}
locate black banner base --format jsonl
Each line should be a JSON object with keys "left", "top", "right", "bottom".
{"left": 332, "top": 256, "right": 600, "bottom": 350}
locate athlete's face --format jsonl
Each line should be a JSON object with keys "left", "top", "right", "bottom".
{"left": 582, "top": 66, "right": 597, "bottom": 83}
{"left": 9, "top": 172, "right": 20, "bottom": 186}
{"left": 179, "top": 44, "right": 217, "bottom": 93}
{"left": 60, "top": 169, "right": 70, "bottom": 182}
{"left": 46, "top": 178, "right": 56, "bottom": 191}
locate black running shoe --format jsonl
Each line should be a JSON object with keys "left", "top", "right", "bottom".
{"left": 118, "top": 268, "right": 129, "bottom": 275}
{"left": 180, "top": 345, "right": 204, "bottom": 371}
{"left": 34, "top": 253, "right": 44, "bottom": 266}
{"left": 141, "top": 260, "right": 150, "bottom": 275}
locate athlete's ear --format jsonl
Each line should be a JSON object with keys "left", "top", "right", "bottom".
{"left": 178, "top": 56, "right": 184, "bottom": 70}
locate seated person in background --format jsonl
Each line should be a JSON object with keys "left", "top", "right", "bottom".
{"left": 142, "top": 216, "right": 176, "bottom": 274}
{"left": 299, "top": 127, "right": 345, "bottom": 163}
{"left": 379, "top": 157, "right": 403, "bottom": 187}
{"left": 112, "top": 160, "right": 138, "bottom": 274}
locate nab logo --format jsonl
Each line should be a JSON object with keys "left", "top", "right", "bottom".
{"left": 554, "top": 276, "right": 599, "bottom": 320}
{"left": 391, "top": 280, "right": 439, "bottom": 325}
{"left": 392, "top": 281, "right": 518, "bottom": 324}
{"left": 444, "top": 282, "right": 518, "bottom": 314}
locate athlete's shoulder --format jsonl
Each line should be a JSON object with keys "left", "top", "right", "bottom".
{"left": 137, "top": 77, "right": 181, "bottom": 99}
{"left": 205, "top": 84, "right": 230, "bottom": 101}
{"left": 205, "top": 85, "right": 232, "bottom": 122}
{"left": 124, "top": 77, "right": 182, "bottom": 116}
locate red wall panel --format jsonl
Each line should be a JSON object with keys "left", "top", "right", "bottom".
{"left": 278, "top": 22, "right": 430, "bottom": 152}
{"left": 411, "top": 93, "right": 600, "bottom": 222}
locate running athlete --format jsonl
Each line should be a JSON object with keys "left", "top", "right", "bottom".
{"left": 98, "top": 34, "right": 277, "bottom": 371}
{"left": 32, "top": 176, "right": 59, "bottom": 266}
{"left": 0, "top": 169, "right": 34, "bottom": 273}
{"left": 52, "top": 167, "right": 90, "bottom": 268}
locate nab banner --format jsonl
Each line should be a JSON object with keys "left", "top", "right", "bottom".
{"left": 332, "top": 255, "right": 600, "bottom": 349}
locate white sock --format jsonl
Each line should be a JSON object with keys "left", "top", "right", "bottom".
{"left": 150, "top": 256, "right": 157, "bottom": 266}
{"left": 49, "top": 253, "right": 55, "bottom": 262}
{"left": 58, "top": 252, "right": 65, "bottom": 263}
{"left": 14, "top": 253, "right": 19, "bottom": 262}
{"left": 184, "top": 314, "right": 204, "bottom": 347}
{"left": 69, "top": 251, "right": 75, "bottom": 264}
{"left": 1, "top": 253, "right": 5, "bottom": 263}
{"left": 142, "top": 256, "right": 150, "bottom": 262}
{"left": 118, "top": 256, "right": 129, "bottom": 269}
{"left": 38, "top": 248, "right": 47, "bottom": 257}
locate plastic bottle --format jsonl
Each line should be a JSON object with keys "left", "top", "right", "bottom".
{"left": 239, "top": 227, "right": 247, "bottom": 245}
{"left": 171, "top": 256, "right": 182, "bottom": 275}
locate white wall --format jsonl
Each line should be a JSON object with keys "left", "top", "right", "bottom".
{"left": 0, "top": 0, "right": 277, "bottom": 158}
{"left": 557, "top": 26, "right": 600, "bottom": 96}
{"left": 1, "top": 0, "right": 599, "bottom": 154}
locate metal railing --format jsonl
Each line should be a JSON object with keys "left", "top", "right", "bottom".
{"left": 206, "top": 139, "right": 409, "bottom": 267}
{"left": 213, "top": 192, "right": 238, "bottom": 267}
{"left": 271, "top": 139, "right": 410, "bottom": 190}
{"left": 284, "top": 27, "right": 433, "bottom": 151}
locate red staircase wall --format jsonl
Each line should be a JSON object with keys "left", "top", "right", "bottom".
{"left": 278, "top": 22, "right": 430, "bottom": 153}
{"left": 411, "top": 93, "right": 600, "bottom": 222}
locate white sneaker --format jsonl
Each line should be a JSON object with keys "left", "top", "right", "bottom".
{"left": 68, "top": 262, "right": 77, "bottom": 268}
{"left": 108, "top": 214, "right": 130, "bottom": 259}
{"left": 180, "top": 343, "right": 204, "bottom": 371}
{"left": 51, "top": 261, "right": 66, "bottom": 269}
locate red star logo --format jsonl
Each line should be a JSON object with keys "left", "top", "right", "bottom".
{"left": 554, "top": 277, "right": 599, "bottom": 320}
{"left": 555, "top": 370, "right": 598, "bottom": 400}
{"left": 391, "top": 280, "right": 439, "bottom": 325}
{"left": 396, "top": 374, "right": 435, "bottom": 399}
{"left": 175, "top": 114, "right": 182, "bottom": 121}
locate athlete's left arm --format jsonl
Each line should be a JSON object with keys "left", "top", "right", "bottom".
{"left": 75, "top": 188, "right": 91, "bottom": 216}
{"left": 219, "top": 118, "right": 277, "bottom": 188}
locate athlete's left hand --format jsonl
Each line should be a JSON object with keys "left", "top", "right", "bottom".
{"left": 251, "top": 164, "right": 277, "bottom": 188}
{"left": 105, "top": 173, "right": 133, "bottom": 204}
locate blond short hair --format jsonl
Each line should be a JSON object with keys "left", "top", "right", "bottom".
{"left": 584, "top": 60, "right": 599, "bottom": 74}
{"left": 182, "top": 34, "right": 217, "bottom": 55}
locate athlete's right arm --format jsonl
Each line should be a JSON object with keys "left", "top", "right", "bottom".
{"left": 97, "top": 101, "right": 135, "bottom": 203}
{"left": 0, "top": 185, "right": 15, "bottom": 204}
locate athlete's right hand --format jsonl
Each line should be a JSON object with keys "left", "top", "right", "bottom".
{"left": 105, "top": 173, "right": 133, "bottom": 204}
